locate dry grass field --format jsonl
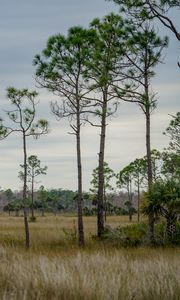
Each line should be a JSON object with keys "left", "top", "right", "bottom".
{"left": 0, "top": 214, "right": 179, "bottom": 300}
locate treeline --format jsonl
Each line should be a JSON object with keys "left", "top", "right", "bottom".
{"left": 0, "top": 187, "right": 137, "bottom": 217}
{"left": 1, "top": 188, "right": 77, "bottom": 216}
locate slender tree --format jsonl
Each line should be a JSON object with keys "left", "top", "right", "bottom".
{"left": 114, "top": 23, "right": 168, "bottom": 241}
{"left": 87, "top": 14, "right": 131, "bottom": 236}
{"left": 36, "top": 185, "right": 49, "bottom": 216}
{"left": 130, "top": 158, "right": 147, "bottom": 222}
{"left": 117, "top": 164, "right": 135, "bottom": 221}
{"left": 19, "top": 155, "right": 47, "bottom": 220}
{"left": 34, "top": 27, "right": 97, "bottom": 247}
{"left": 0, "top": 87, "right": 49, "bottom": 248}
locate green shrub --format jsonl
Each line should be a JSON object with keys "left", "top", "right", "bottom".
{"left": 155, "top": 221, "right": 180, "bottom": 246}
{"left": 101, "top": 223, "right": 147, "bottom": 247}
{"left": 101, "top": 222, "right": 180, "bottom": 247}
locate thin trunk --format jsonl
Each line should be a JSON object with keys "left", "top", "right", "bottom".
{"left": 146, "top": 111, "right": 153, "bottom": 185}
{"left": 130, "top": 180, "right": 133, "bottom": 222}
{"left": 104, "top": 186, "right": 107, "bottom": 222}
{"left": 31, "top": 176, "right": 35, "bottom": 219}
{"left": 146, "top": 109, "right": 154, "bottom": 243}
{"left": 22, "top": 132, "right": 30, "bottom": 249}
{"left": 97, "top": 92, "right": 107, "bottom": 237}
{"left": 144, "top": 60, "right": 154, "bottom": 242}
{"left": 137, "top": 181, "right": 140, "bottom": 223}
{"left": 76, "top": 103, "right": 84, "bottom": 247}
{"left": 127, "top": 180, "right": 132, "bottom": 222}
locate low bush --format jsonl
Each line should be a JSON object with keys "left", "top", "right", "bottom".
{"left": 101, "top": 222, "right": 180, "bottom": 247}
{"left": 101, "top": 223, "right": 147, "bottom": 247}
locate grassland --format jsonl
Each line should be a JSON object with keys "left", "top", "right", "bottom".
{"left": 0, "top": 214, "right": 179, "bottom": 300}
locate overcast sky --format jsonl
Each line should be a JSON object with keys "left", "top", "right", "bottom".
{"left": 0, "top": 0, "right": 179, "bottom": 192}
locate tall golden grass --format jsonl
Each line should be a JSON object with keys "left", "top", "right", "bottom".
{"left": 0, "top": 214, "right": 179, "bottom": 299}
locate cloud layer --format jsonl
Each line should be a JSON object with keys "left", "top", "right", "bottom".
{"left": 0, "top": 0, "right": 179, "bottom": 191}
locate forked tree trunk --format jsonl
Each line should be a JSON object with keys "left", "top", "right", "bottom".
{"left": 23, "top": 132, "right": 30, "bottom": 249}
{"left": 97, "top": 92, "right": 107, "bottom": 237}
{"left": 76, "top": 103, "right": 84, "bottom": 247}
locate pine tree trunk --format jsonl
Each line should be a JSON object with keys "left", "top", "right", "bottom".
{"left": 104, "top": 186, "right": 107, "bottom": 222}
{"left": 146, "top": 112, "right": 153, "bottom": 186}
{"left": 31, "top": 177, "right": 35, "bottom": 219}
{"left": 146, "top": 110, "right": 154, "bottom": 243}
{"left": 137, "top": 181, "right": 140, "bottom": 222}
{"left": 97, "top": 93, "right": 107, "bottom": 237}
{"left": 76, "top": 103, "right": 84, "bottom": 247}
{"left": 130, "top": 180, "right": 133, "bottom": 222}
{"left": 23, "top": 132, "right": 30, "bottom": 249}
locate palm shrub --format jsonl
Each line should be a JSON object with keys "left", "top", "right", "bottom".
{"left": 142, "top": 179, "right": 180, "bottom": 243}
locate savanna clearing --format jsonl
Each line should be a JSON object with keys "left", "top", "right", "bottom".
{"left": 0, "top": 214, "right": 179, "bottom": 300}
